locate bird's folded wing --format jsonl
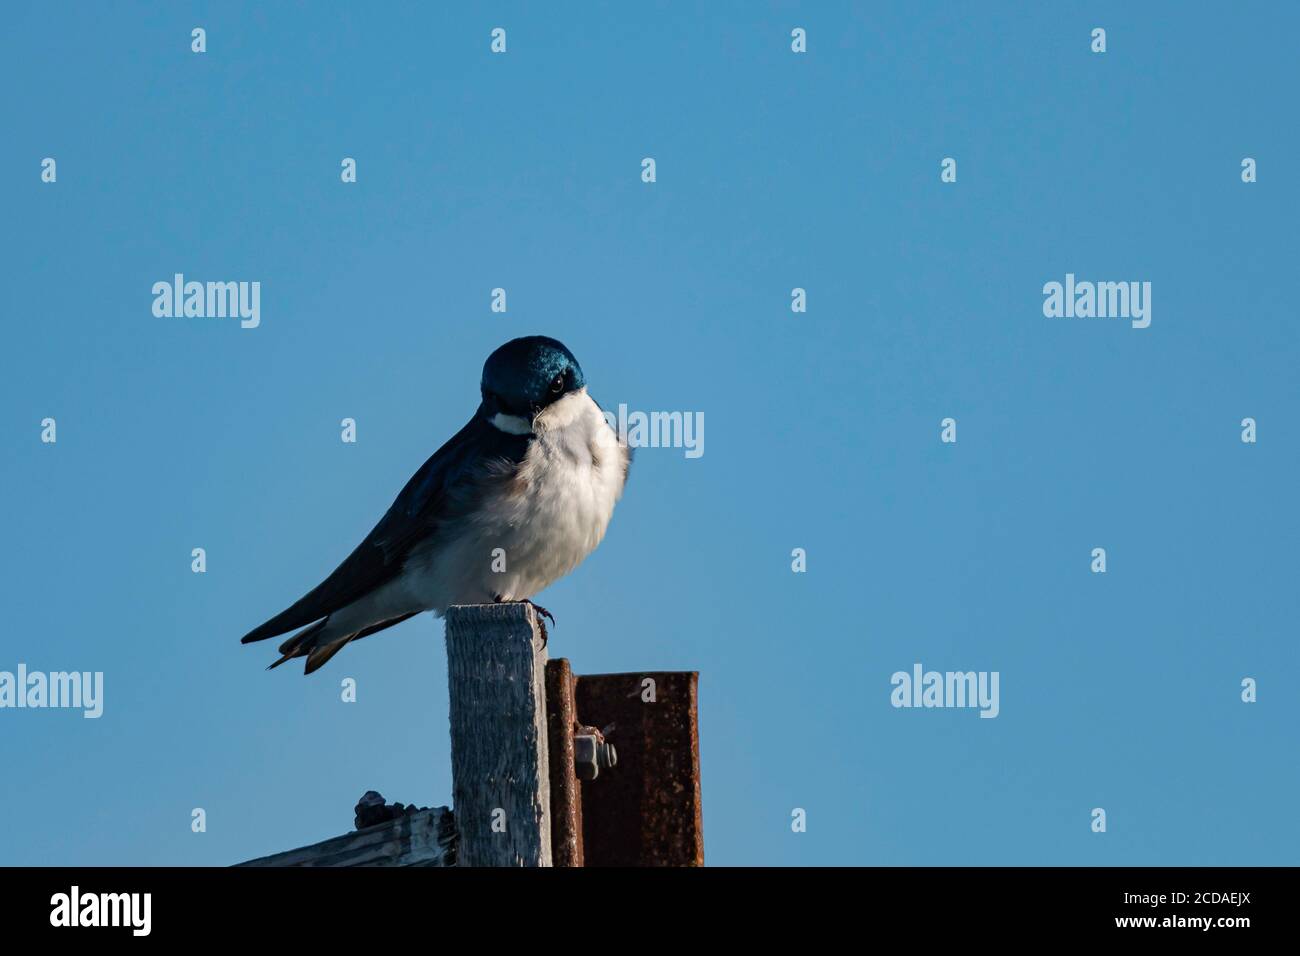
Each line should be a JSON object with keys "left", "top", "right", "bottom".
{"left": 239, "top": 414, "right": 530, "bottom": 644}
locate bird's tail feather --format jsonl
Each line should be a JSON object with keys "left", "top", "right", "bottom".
{"left": 303, "top": 640, "right": 350, "bottom": 675}
{"left": 266, "top": 618, "right": 327, "bottom": 670}
{"left": 266, "top": 611, "right": 421, "bottom": 675}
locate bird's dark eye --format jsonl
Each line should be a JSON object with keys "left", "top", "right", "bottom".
{"left": 549, "top": 374, "right": 564, "bottom": 394}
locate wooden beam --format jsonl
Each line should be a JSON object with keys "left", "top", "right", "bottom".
{"left": 235, "top": 807, "right": 455, "bottom": 867}
{"left": 444, "top": 603, "right": 552, "bottom": 867}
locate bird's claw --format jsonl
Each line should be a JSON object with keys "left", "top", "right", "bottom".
{"left": 523, "top": 599, "right": 554, "bottom": 645}
{"left": 526, "top": 600, "right": 555, "bottom": 626}
{"left": 492, "top": 595, "right": 554, "bottom": 646}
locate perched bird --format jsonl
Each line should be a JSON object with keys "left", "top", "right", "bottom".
{"left": 240, "top": 336, "right": 630, "bottom": 673}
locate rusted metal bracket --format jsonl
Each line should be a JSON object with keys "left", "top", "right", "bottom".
{"left": 544, "top": 659, "right": 585, "bottom": 866}
{"left": 545, "top": 663, "right": 703, "bottom": 867}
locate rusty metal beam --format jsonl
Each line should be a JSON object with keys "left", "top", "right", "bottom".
{"left": 574, "top": 671, "right": 703, "bottom": 866}
{"left": 544, "top": 658, "right": 584, "bottom": 867}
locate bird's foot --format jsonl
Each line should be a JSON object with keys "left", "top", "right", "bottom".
{"left": 524, "top": 599, "right": 555, "bottom": 627}
{"left": 493, "top": 595, "right": 554, "bottom": 645}
{"left": 524, "top": 600, "right": 554, "bottom": 645}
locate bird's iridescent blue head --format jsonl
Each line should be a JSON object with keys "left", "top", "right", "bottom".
{"left": 480, "top": 335, "right": 587, "bottom": 421}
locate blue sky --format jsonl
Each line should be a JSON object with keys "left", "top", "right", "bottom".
{"left": 2, "top": 1, "right": 1296, "bottom": 866}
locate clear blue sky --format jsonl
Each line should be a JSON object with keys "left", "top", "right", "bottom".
{"left": 2, "top": 1, "right": 1296, "bottom": 866}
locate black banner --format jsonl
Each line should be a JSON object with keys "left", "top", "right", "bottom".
{"left": 0, "top": 866, "right": 1282, "bottom": 941}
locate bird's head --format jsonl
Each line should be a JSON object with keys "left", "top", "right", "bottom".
{"left": 480, "top": 335, "right": 587, "bottom": 430}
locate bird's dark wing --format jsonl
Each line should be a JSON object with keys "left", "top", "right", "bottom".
{"left": 240, "top": 412, "right": 530, "bottom": 644}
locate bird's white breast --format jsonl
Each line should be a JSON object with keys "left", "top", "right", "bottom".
{"left": 417, "top": 388, "right": 627, "bottom": 609}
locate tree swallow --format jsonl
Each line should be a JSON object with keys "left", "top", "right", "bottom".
{"left": 240, "top": 336, "right": 630, "bottom": 674}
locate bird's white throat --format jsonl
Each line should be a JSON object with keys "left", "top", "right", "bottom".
{"left": 489, "top": 387, "right": 593, "bottom": 435}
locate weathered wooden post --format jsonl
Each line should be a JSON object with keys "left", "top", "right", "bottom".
{"left": 444, "top": 603, "right": 552, "bottom": 867}
{"left": 236, "top": 603, "right": 702, "bottom": 867}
